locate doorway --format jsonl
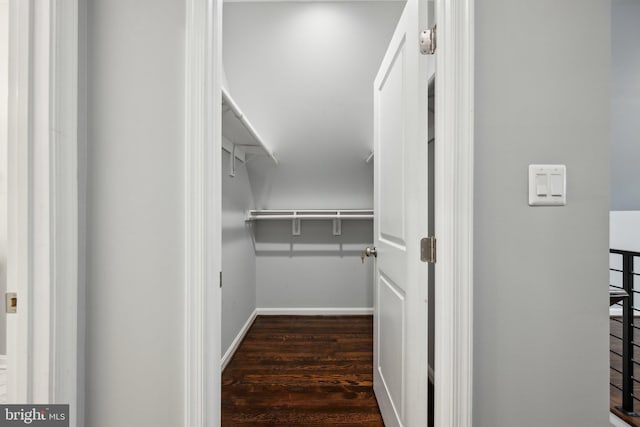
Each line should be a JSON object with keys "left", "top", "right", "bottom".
{"left": 219, "top": 1, "right": 405, "bottom": 424}
{"left": 218, "top": 0, "right": 441, "bottom": 424}
{"left": 183, "top": 0, "right": 475, "bottom": 423}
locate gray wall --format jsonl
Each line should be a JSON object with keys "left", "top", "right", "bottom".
{"left": 612, "top": 0, "right": 640, "bottom": 210}
{"left": 254, "top": 220, "right": 374, "bottom": 309}
{"left": 222, "top": 148, "right": 256, "bottom": 355}
{"left": 223, "top": 2, "right": 401, "bottom": 310}
{"left": 85, "top": 0, "right": 184, "bottom": 425}
{"left": 474, "top": 0, "right": 610, "bottom": 426}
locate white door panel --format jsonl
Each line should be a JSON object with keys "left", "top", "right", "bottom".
{"left": 373, "top": 0, "right": 432, "bottom": 425}
{"left": 378, "top": 40, "right": 406, "bottom": 247}
{"left": 377, "top": 274, "right": 406, "bottom": 423}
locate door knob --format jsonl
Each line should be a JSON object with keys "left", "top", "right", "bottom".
{"left": 361, "top": 247, "right": 377, "bottom": 264}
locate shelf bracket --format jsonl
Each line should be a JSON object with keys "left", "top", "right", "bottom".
{"left": 229, "top": 144, "right": 236, "bottom": 177}
{"left": 292, "top": 216, "right": 301, "bottom": 236}
{"left": 332, "top": 215, "right": 342, "bottom": 236}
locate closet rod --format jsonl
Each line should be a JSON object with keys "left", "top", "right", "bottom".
{"left": 247, "top": 214, "right": 373, "bottom": 220}
{"left": 246, "top": 210, "right": 374, "bottom": 221}
{"left": 221, "top": 87, "right": 278, "bottom": 165}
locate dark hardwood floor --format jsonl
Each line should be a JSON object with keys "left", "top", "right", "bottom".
{"left": 223, "top": 315, "right": 640, "bottom": 425}
{"left": 222, "top": 315, "right": 384, "bottom": 426}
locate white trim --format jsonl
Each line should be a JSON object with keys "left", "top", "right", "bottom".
{"left": 0, "top": 356, "right": 7, "bottom": 370}
{"left": 49, "top": 2, "right": 80, "bottom": 425}
{"left": 610, "top": 412, "right": 632, "bottom": 427}
{"left": 434, "top": 0, "right": 474, "bottom": 426}
{"left": 6, "top": 0, "right": 80, "bottom": 415}
{"left": 184, "top": 0, "right": 222, "bottom": 425}
{"left": 221, "top": 309, "right": 257, "bottom": 371}
{"left": 256, "top": 307, "right": 374, "bottom": 316}
{"left": 7, "top": 0, "right": 34, "bottom": 402}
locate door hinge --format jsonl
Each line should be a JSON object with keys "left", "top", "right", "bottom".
{"left": 220, "top": 271, "right": 223, "bottom": 288}
{"left": 420, "top": 237, "right": 436, "bottom": 263}
{"left": 5, "top": 292, "right": 17, "bottom": 314}
{"left": 420, "top": 26, "right": 437, "bottom": 55}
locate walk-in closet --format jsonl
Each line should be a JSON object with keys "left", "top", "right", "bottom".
{"left": 219, "top": 0, "right": 435, "bottom": 424}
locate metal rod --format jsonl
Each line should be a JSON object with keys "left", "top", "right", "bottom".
{"left": 619, "top": 253, "right": 637, "bottom": 415}
{"left": 249, "top": 209, "right": 374, "bottom": 213}
{"left": 611, "top": 249, "right": 638, "bottom": 255}
{"left": 611, "top": 366, "right": 624, "bottom": 375}
{"left": 610, "top": 348, "right": 624, "bottom": 357}
{"left": 248, "top": 214, "right": 373, "bottom": 221}
{"left": 246, "top": 209, "right": 374, "bottom": 222}
{"left": 365, "top": 151, "right": 374, "bottom": 163}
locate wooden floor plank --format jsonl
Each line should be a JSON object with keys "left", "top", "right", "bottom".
{"left": 222, "top": 315, "right": 384, "bottom": 426}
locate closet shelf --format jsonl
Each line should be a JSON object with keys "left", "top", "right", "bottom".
{"left": 246, "top": 209, "right": 373, "bottom": 221}
{"left": 246, "top": 210, "right": 373, "bottom": 236}
{"left": 222, "top": 87, "right": 278, "bottom": 166}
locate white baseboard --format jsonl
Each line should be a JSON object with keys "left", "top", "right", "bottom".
{"left": 256, "top": 307, "right": 374, "bottom": 316}
{"left": 610, "top": 412, "right": 632, "bottom": 427}
{"left": 0, "top": 355, "right": 6, "bottom": 370}
{"left": 221, "top": 309, "right": 257, "bottom": 372}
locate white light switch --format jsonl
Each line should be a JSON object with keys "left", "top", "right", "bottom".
{"left": 529, "top": 165, "right": 566, "bottom": 206}
{"left": 549, "top": 173, "right": 563, "bottom": 196}
{"left": 535, "top": 174, "right": 548, "bottom": 196}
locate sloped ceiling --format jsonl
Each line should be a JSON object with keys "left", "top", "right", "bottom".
{"left": 223, "top": 1, "right": 404, "bottom": 209}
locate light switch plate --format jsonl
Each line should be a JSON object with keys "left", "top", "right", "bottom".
{"left": 529, "top": 164, "right": 566, "bottom": 206}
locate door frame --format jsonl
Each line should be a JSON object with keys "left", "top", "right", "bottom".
{"left": 6, "top": 0, "right": 81, "bottom": 424}
{"left": 184, "top": 0, "right": 223, "bottom": 424}
{"left": 183, "top": 0, "right": 474, "bottom": 426}
{"left": 433, "top": 0, "right": 474, "bottom": 425}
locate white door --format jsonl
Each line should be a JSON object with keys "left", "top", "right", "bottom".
{"left": 372, "top": 0, "right": 434, "bottom": 425}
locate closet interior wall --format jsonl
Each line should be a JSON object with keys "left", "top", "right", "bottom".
{"left": 221, "top": 148, "right": 257, "bottom": 356}
{"left": 221, "top": 2, "right": 403, "bottom": 333}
